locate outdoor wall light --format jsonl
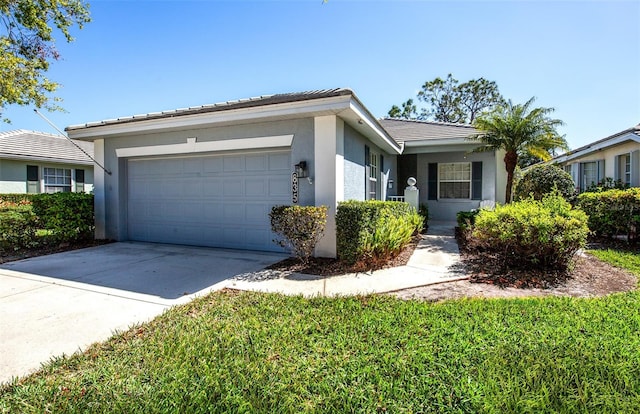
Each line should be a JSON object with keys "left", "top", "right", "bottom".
{"left": 388, "top": 179, "right": 394, "bottom": 189}
{"left": 295, "top": 161, "right": 308, "bottom": 178}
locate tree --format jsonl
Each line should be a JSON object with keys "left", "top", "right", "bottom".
{"left": 388, "top": 74, "right": 504, "bottom": 124}
{"left": 469, "top": 97, "right": 567, "bottom": 203}
{"left": 0, "top": 0, "right": 91, "bottom": 121}
{"left": 387, "top": 98, "right": 417, "bottom": 119}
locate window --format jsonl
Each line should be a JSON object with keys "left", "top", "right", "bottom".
{"left": 26, "top": 165, "right": 39, "bottom": 194}
{"left": 44, "top": 168, "right": 71, "bottom": 193}
{"left": 368, "top": 151, "right": 378, "bottom": 199}
{"left": 617, "top": 154, "right": 631, "bottom": 187}
{"left": 580, "top": 161, "right": 597, "bottom": 191}
{"left": 563, "top": 164, "right": 572, "bottom": 175}
{"left": 439, "top": 163, "right": 471, "bottom": 199}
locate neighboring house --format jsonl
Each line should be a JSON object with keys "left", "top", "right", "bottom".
{"left": 552, "top": 123, "right": 640, "bottom": 192}
{"left": 380, "top": 118, "right": 506, "bottom": 220}
{"left": 0, "top": 130, "right": 94, "bottom": 194}
{"left": 66, "top": 89, "right": 505, "bottom": 257}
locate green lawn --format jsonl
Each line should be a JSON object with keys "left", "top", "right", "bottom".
{"left": 589, "top": 248, "right": 640, "bottom": 277}
{"left": 2, "top": 285, "right": 640, "bottom": 413}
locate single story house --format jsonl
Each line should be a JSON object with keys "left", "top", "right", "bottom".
{"left": 66, "top": 89, "right": 506, "bottom": 257}
{"left": 552, "top": 123, "right": 640, "bottom": 192}
{"left": 0, "top": 129, "right": 94, "bottom": 194}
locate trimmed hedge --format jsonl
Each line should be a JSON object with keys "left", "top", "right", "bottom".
{"left": 31, "top": 192, "right": 94, "bottom": 243}
{"left": 577, "top": 188, "right": 640, "bottom": 240}
{"left": 514, "top": 164, "right": 576, "bottom": 201}
{"left": 336, "top": 200, "right": 422, "bottom": 265}
{"left": 0, "top": 193, "right": 38, "bottom": 204}
{"left": 0, "top": 207, "right": 38, "bottom": 250}
{"left": 270, "top": 205, "right": 328, "bottom": 263}
{"left": 470, "top": 194, "right": 588, "bottom": 270}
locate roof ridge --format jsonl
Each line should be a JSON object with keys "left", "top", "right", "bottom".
{"left": 381, "top": 117, "right": 474, "bottom": 128}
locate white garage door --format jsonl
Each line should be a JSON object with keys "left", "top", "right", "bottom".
{"left": 127, "top": 150, "right": 291, "bottom": 252}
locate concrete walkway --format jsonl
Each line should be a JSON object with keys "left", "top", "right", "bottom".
{"left": 229, "top": 221, "right": 468, "bottom": 297}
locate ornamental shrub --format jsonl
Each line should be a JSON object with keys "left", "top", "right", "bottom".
{"left": 470, "top": 194, "right": 588, "bottom": 271}
{"left": 269, "top": 205, "right": 328, "bottom": 263}
{"left": 514, "top": 164, "right": 576, "bottom": 201}
{"left": 577, "top": 187, "right": 640, "bottom": 240}
{"left": 336, "top": 200, "right": 422, "bottom": 265}
{"left": 31, "top": 192, "right": 94, "bottom": 243}
{"left": 584, "top": 177, "right": 628, "bottom": 193}
{"left": 0, "top": 207, "right": 38, "bottom": 250}
{"left": 456, "top": 209, "right": 480, "bottom": 232}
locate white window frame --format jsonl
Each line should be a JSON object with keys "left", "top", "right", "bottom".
{"left": 618, "top": 153, "right": 631, "bottom": 187}
{"left": 43, "top": 167, "right": 72, "bottom": 193}
{"left": 580, "top": 161, "right": 598, "bottom": 191}
{"left": 368, "top": 151, "right": 379, "bottom": 199}
{"left": 438, "top": 162, "right": 471, "bottom": 200}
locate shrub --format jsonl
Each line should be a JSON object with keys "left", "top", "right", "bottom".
{"left": 514, "top": 164, "right": 576, "bottom": 201}
{"left": 418, "top": 203, "right": 429, "bottom": 232}
{"left": 336, "top": 200, "right": 422, "bottom": 265}
{"left": 0, "top": 207, "right": 38, "bottom": 250}
{"left": 470, "top": 194, "right": 588, "bottom": 271}
{"left": 0, "top": 193, "right": 37, "bottom": 204}
{"left": 456, "top": 209, "right": 480, "bottom": 232}
{"left": 577, "top": 188, "right": 640, "bottom": 240}
{"left": 584, "top": 177, "right": 628, "bottom": 193}
{"left": 270, "top": 205, "right": 328, "bottom": 263}
{"left": 31, "top": 193, "right": 94, "bottom": 243}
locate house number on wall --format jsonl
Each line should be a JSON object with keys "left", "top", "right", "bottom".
{"left": 291, "top": 172, "right": 299, "bottom": 204}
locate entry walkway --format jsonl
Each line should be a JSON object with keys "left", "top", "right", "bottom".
{"left": 229, "top": 221, "right": 468, "bottom": 297}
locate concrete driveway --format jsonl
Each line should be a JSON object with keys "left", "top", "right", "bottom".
{"left": 0, "top": 242, "right": 284, "bottom": 384}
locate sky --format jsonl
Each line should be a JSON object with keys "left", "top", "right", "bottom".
{"left": 2, "top": 0, "right": 639, "bottom": 151}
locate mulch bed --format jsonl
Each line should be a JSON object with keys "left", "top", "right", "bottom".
{"left": 265, "top": 235, "right": 421, "bottom": 276}
{"left": 0, "top": 240, "right": 112, "bottom": 264}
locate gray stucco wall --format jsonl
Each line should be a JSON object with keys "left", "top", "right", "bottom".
{"left": 0, "top": 159, "right": 94, "bottom": 194}
{"left": 343, "top": 124, "right": 397, "bottom": 201}
{"left": 99, "top": 118, "right": 314, "bottom": 241}
{"left": 414, "top": 150, "right": 497, "bottom": 221}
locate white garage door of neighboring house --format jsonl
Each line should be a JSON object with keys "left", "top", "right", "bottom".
{"left": 127, "top": 150, "right": 291, "bottom": 252}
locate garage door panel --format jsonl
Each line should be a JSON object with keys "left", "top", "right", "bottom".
{"left": 128, "top": 151, "right": 290, "bottom": 252}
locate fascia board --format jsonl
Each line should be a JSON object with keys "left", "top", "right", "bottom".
{"left": 403, "top": 138, "right": 470, "bottom": 147}
{"left": 66, "top": 96, "right": 352, "bottom": 140}
{"left": 0, "top": 153, "right": 93, "bottom": 165}
{"left": 559, "top": 133, "right": 640, "bottom": 163}
{"left": 347, "top": 101, "right": 402, "bottom": 154}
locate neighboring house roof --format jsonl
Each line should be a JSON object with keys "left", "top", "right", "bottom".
{"left": 66, "top": 88, "right": 402, "bottom": 154}
{"left": 379, "top": 118, "right": 478, "bottom": 143}
{"left": 0, "top": 129, "right": 94, "bottom": 165}
{"left": 553, "top": 123, "right": 640, "bottom": 164}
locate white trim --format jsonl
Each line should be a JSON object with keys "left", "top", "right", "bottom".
{"left": 115, "top": 134, "right": 294, "bottom": 158}
{"left": 438, "top": 162, "right": 472, "bottom": 200}
{"left": 67, "top": 96, "right": 351, "bottom": 139}
{"left": 555, "top": 133, "right": 640, "bottom": 163}
{"left": 347, "top": 101, "right": 402, "bottom": 154}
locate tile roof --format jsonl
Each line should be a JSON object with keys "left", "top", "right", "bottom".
{"left": 378, "top": 118, "right": 478, "bottom": 143}
{"left": 0, "top": 129, "right": 93, "bottom": 164}
{"left": 67, "top": 88, "right": 355, "bottom": 130}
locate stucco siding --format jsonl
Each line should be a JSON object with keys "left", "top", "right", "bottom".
{"left": 559, "top": 141, "right": 640, "bottom": 181}
{"left": 99, "top": 118, "right": 314, "bottom": 241}
{"left": 0, "top": 159, "right": 94, "bottom": 194}
{"left": 343, "top": 124, "right": 397, "bottom": 201}
{"left": 415, "top": 150, "right": 497, "bottom": 221}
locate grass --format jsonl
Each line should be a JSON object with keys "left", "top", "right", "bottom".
{"left": 2, "top": 287, "right": 640, "bottom": 413}
{"left": 588, "top": 248, "right": 640, "bottom": 277}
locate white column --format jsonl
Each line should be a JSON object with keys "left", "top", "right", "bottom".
{"left": 93, "top": 139, "right": 106, "bottom": 239}
{"left": 314, "top": 115, "right": 344, "bottom": 258}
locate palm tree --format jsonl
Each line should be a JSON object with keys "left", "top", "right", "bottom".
{"left": 470, "top": 97, "right": 568, "bottom": 203}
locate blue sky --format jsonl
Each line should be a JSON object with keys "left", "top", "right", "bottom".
{"left": 2, "top": 0, "right": 639, "bottom": 150}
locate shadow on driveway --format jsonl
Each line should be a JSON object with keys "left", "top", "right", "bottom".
{"left": 0, "top": 242, "right": 286, "bottom": 300}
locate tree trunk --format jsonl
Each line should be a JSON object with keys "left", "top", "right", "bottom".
{"left": 504, "top": 150, "right": 518, "bottom": 203}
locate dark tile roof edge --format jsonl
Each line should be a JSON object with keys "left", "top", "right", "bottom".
{"left": 66, "top": 88, "right": 355, "bottom": 131}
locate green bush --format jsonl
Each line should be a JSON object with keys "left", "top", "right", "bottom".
{"left": 456, "top": 209, "right": 480, "bottom": 232}
{"left": 584, "top": 177, "right": 629, "bottom": 193}
{"left": 31, "top": 193, "right": 94, "bottom": 243}
{"left": 0, "top": 207, "right": 38, "bottom": 250}
{"left": 0, "top": 193, "right": 37, "bottom": 204}
{"left": 577, "top": 187, "right": 640, "bottom": 239}
{"left": 269, "top": 205, "right": 328, "bottom": 263}
{"left": 514, "top": 164, "right": 576, "bottom": 201}
{"left": 336, "top": 200, "right": 422, "bottom": 265}
{"left": 470, "top": 194, "right": 588, "bottom": 270}
{"left": 418, "top": 203, "right": 429, "bottom": 232}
